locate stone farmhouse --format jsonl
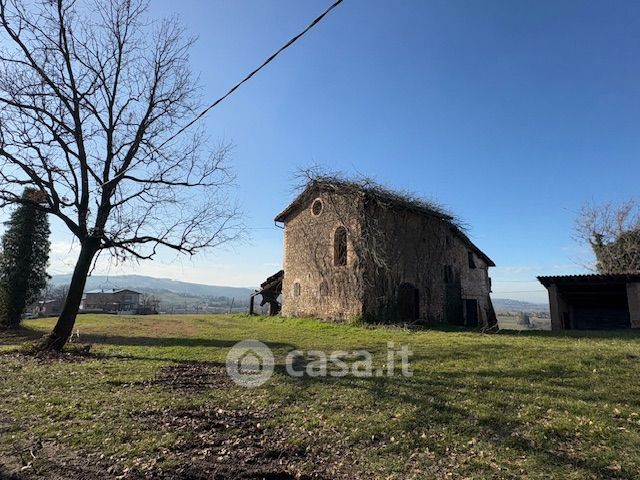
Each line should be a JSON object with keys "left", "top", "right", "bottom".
{"left": 273, "top": 178, "right": 496, "bottom": 327}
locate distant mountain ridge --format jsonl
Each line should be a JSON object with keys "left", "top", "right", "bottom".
{"left": 50, "top": 274, "right": 548, "bottom": 313}
{"left": 491, "top": 297, "right": 549, "bottom": 313}
{"left": 50, "top": 274, "right": 255, "bottom": 300}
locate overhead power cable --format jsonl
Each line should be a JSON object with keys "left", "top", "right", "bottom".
{"left": 161, "top": 0, "right": 344, "bottom": 149}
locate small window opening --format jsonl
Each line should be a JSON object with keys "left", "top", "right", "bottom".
{"left": 468, "top": 252, "right": 477, "bottom": 269}
{"left": 334, "top": 226, "right": 347, "bottom": 266}
{"left": 293, "top": 282, "right": 301, "bottom": 297}
{"left": 311, "top": 199, "right": 323, "bottom": 216}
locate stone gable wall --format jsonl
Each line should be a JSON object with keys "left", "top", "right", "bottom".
{"left": 280, "top": 190, "right": 364, "bottom": 320}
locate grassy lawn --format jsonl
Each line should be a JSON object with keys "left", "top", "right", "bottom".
{"left": 497, "top": 315, "right": 551, "bottom": 331}
{"left": 1, "top": 315, "right": 640, "bottom": 479}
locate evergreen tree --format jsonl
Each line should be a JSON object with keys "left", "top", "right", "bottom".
{"left": 0, "top": 189, "right": 51, "bottom": 328}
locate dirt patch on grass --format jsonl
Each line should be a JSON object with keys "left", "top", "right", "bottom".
{"left": 0, "top": 439, "right": 116, "bottom": 480}
{"left": 145, "top": 362, "right": 232, "bottom": 392}
{"left": 1, "top": 356, "right": 360, "bottom": 479}
{"left": 0, "top": 415, "right": 317, "bottom": 480}
{"left": 1, "top": 344, "right": 100, "bottom": 364}
{"left": 136, "top": 404, "right": 357, "bottom": 479}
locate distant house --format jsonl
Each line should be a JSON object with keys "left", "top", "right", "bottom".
{"left": 273, "top": 178, "right": 496, "bottom": 327}
{"left": 538, "top": 274, "right": 640, "bottom": 330}
{"left": 36, "top": 299, "right": 63, "bottom": 317}
{"left": 82, "top": 289, "right": 142, "bottom": 313}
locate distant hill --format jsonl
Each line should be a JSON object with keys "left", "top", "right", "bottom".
{"left": 491, "top": 298, "right": 549, "bottom": 313}
{"left": 50, "top": 274, "right": 547, "bottom": 315}
{"left": 50, "top": 274, "right": 255, "bottom": 301}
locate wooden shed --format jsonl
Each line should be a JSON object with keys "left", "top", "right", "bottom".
{"left": 538, "top": 274, "right": 640, "bottom": 330}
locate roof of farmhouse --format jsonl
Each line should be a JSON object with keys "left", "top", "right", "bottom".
{"left": 275, "top": 177, "right": 495, "bottom": 267}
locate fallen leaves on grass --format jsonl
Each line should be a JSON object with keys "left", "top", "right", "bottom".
{"left": 2, "top": 344, "right": 97, "bottom": 364}
{"left": 144, "top": 362, "right": 231, "bottom": 392}
{"left": 136, "top": 404, "right": 357, "bottom": 479}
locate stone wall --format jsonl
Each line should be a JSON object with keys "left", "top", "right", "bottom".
{"left": 280, "top": 190, "right": 493, "bottom": 326}
{"left": 361, "top": 206, "right": 492, "bottom": 326}
{"left": 280, "top": 190, "right": 364, "bottom": 320}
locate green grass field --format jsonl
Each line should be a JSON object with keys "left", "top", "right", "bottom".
{"left": 497, "top": 315, "right": 551, "bottom": 331}
{"left": 1, "top": 315, "right": 640, "bottom": 479}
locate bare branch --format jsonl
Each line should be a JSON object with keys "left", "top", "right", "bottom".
{"left": 574, "top": 200, "right": 640, "bottom": 273}
{"left": 0, "top": 0, "right": 240, "bottom": 262}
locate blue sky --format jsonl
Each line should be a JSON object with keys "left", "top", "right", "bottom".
{"left": 40, "top": 0, "right": 640, "bottom": 302}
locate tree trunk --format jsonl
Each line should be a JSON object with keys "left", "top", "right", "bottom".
{"left": 39, "top": 238, "right": 100, "bottom": 351}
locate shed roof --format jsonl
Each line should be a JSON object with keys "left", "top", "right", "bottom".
{"left": 537, "top": 274, "right": 640, "bottom": 288}
{"left": 275, "top": 178, "right": 495, "bottom": 267}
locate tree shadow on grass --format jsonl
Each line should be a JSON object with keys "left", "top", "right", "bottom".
{"left": 0, "top": 326, "right": 44, "bottom": 345}
{"left": 294, "top": 375, "right": 637, "bottom": 479}
{"left": 495, "top": 328, "right": 640, "bottom": 340}
{"left": 421, "top": 323, "right": 640, "bottom": 340}
{"left": 76, "top": 332, "right": 295, "bottom": 350}
{"left": 3, "top": 326, "right": 636, "bottom": 479}
{"left": 0, "top": 326, "right": 294, "bottom": 351}
{"left": 273, "top": 344, "right": 640, "bottom": 480}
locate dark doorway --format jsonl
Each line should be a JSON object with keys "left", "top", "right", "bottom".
{"left": 560, "top": 282, "right": 630, "bottom": 330}
{"left": 398, "top": 283, "right": 419, "bottom": 322}
{"left": 445, "top": 280, "right": 464, "bottom": 326}
{"left": 465, "top": 299, "right": 479, "bottom": 328}
{"left": 573, "top": 306, "right": 630, "bottom": 329}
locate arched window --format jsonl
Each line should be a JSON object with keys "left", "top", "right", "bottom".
{"left": 333, "top": 226, "right": 347, "bottom": 266}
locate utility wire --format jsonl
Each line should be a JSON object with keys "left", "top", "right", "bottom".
{"left": 159, "top": 0, "right": 344, "bottom": 150}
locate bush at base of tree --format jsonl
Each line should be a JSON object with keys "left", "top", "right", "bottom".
{"left": 0, "top": 189, "right": 51, "bottom": 328}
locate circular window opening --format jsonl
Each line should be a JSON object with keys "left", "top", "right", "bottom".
{"left": 311, "top": 198, "right": 323, "bottom": 216}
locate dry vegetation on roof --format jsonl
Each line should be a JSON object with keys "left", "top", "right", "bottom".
{"left": 294, "top": 168, "right": 467, "bottom": 230}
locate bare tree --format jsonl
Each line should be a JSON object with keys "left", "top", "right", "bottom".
{"left": 0, "top": 0, "right": 241, "bottom": 350}
{"left": 575, "top": 200, "right": 640, "bottom": 274}
{"left": 51, "top": 284, "right": 70, "bottom": 305}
